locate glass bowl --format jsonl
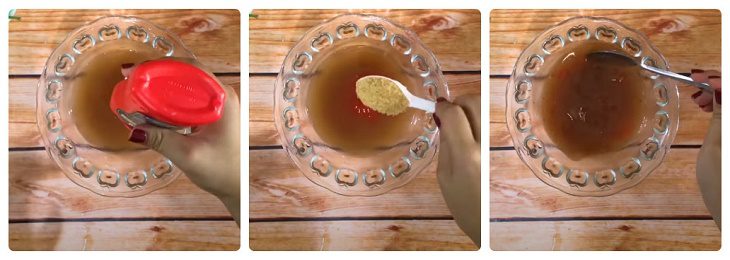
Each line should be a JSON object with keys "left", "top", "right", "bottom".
{"left": 506, "top": 17, "right": 679, "bottom": 196}
{"left": 274, "top": 14, "right": 450, "bottom": 196}
{"left": 37, "top": 16, "right": 196, "bottom": 197}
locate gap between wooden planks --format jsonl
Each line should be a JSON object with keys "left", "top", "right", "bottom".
{"left": 10, "top": 220, "right": 240, "bottom": 250}
{"left": 9, "top": 9, "right": 241, "bottom": 75}
{"left": 489, "top": 9, "right": 721, "bottom": 75}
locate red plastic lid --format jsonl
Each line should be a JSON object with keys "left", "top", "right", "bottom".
{"left": 110, "top": 60, "right": 225, "bottom": 127}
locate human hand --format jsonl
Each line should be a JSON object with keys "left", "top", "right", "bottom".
{"left": 690, "top": 69, "right": 721, "bottom": 113}
{"left": 121, "top": 58, "right": 240, "bottom": 226}
{"left": 434, "top": 94, "right": 481, "bottom": 246}
{"left": 690, "top": 69, "right": 721, "bottom": 228}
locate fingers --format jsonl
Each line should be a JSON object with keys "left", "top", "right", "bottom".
{"left": 690, "top": 70, "right": 721, "bottom": 112}
{"left": 451, "top": 95, "right": 481, "bottom": 143}
{"left": 690, "top": 70, "right": 707, "bottom": 82}
{"left": 435, "top": 100, "right": 476, "bottom": 155}
{"left": 121, "top": 63, "right": 137, "bottom": 77}
{"left": 690, "top": 69, "right": 721, "bottom": 82}
{"left": 700, "top": 103, "right": 714, "bottom": 113}
{"left": 129, "top": 125, "right": 193, "bottom": 164}
{"left": 708, "top": 77, "right": 721, "bottom": 91}
{"left": 693, "top": 90, "right": 714, "bottom": 108}
{"left": 207, "top": 82, "right": 241, "bottom": 136}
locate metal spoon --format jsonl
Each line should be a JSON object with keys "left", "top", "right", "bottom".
{"left": 587, "top": 51, "right": 712, "bottom": 93}
{"left": 356, "top": 75, "right": 436, "bottom": 113}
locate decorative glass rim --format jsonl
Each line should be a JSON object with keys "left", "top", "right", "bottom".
{"left": 505, "top": 16, "right": 680, "bottom": 196}
{"left": 274, "top": 13, "right": 450, "bottom": 196}
{"left": 37, "top": 15, "right": 196, "bottom": 197}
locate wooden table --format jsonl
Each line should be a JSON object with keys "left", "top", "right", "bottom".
{"left": 8, "top": 9, "right": 241, "bottom": 250}
{"left": 489, "top": 9, "right": 721, "bottom": 250}
{"left": 249, "top": 9, "right": 480, "bottom": 250}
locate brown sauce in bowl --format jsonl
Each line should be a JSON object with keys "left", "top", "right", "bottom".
{"left": 540, "top": 40, "right": 651, "bottom": 160}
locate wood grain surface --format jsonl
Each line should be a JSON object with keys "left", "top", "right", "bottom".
{"left": 490, "top": 9, "right": 721, "bottom": 75}
{"left": 491, "top": 149, "right": 710, "bottom": 219}
{"left": 10, "top": 221, "right": 240, "bottom": 251}
{"left": 489, "top": 9, "right": 721, "bottom": 251}
{"left": 250, "top": 149, "right": 451, "bottom": 219}
{"left": 248, "top": 9, "right": 481, "bottom": 250}
{"left": 491, "top": 220, "right": 720, "bottom": 251}
{"left": 8, "top": 9, "right": 241, "bottom": 251}
{"left": 249, "top": 9, "right": 481, "bottom": 73}
{"left": 9, "top": 151, "right": 233, "bottom": 220}
{"left": 9, "top": 9, "right": 241, "bottom": 74}
{"left": 250, "top": 220, "right": 477, "bottom": 250}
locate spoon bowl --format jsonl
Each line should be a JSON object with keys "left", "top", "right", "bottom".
{"left": 356, "top": 75, "right": 436, "bottom": 114}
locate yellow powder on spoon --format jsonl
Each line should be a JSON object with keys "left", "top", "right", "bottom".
{"left": 355, "top": 76, "right": 409, "bottom": 116}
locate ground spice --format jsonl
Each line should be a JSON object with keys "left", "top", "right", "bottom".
{"left": 355, "top": 76, "right": 409, "bottom": 116}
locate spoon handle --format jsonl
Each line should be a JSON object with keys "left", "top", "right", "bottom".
{"left": 641, "top": 63, "right": 713, "bottom": 92}
{"left": 409, "top": 95, "right": 436, "bottom": 113}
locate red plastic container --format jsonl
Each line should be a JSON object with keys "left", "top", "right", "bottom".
{"left": 110, "top": 60, "right": 225, "bottom": 130}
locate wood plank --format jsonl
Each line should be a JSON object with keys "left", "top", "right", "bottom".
{"left": 490, "top": 77, "right": 712, "bottom": 147}
{"left": 248, "top": 75, "right": 280, "bottom": 146}
{"left": 250, "top": 220, "right": 477, "bottom": 250}
{"left": 490, "top": 220, "right": 720, "bottom": 250}
{"left": 490, "top": 9, "right": 721, "bottom": 75}
{"left": 249, "top": 9, "right": 481, "bottom": 73}
{"left": 250, "top": 149, "right": 452, "bottom": 218}
{"left": 490, "top": 149, "right": 712, "bottom": 219}
{"left": 9, "top": 9, "right": 241, "bottom": 75}
{"left": 9, "top": 76, "right": 240, "bottom": 148}
{"left": 252, "top": 148, "right": 709, "bottom": 219}
{"left": 10, "top": 221, "right": 240, "bottom": 250}
{"left": 249, "top": 73, "right": 481, "bottom": 146}
{"left": 9, "top": 150, "right": 233, "bottom": 220}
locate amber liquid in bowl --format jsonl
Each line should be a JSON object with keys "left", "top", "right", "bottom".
{"left": 307, "top": 41, "right": 421, "bottom": 155}
{"left": 69, "top": 40, "right": 162, "bottom": 151}
{"left": 540, "top": 40, "right": 651, "bottom": 161}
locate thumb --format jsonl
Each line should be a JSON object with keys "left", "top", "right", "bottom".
{"left": 129, "top": 125, "right": 192, "bottom": 163}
